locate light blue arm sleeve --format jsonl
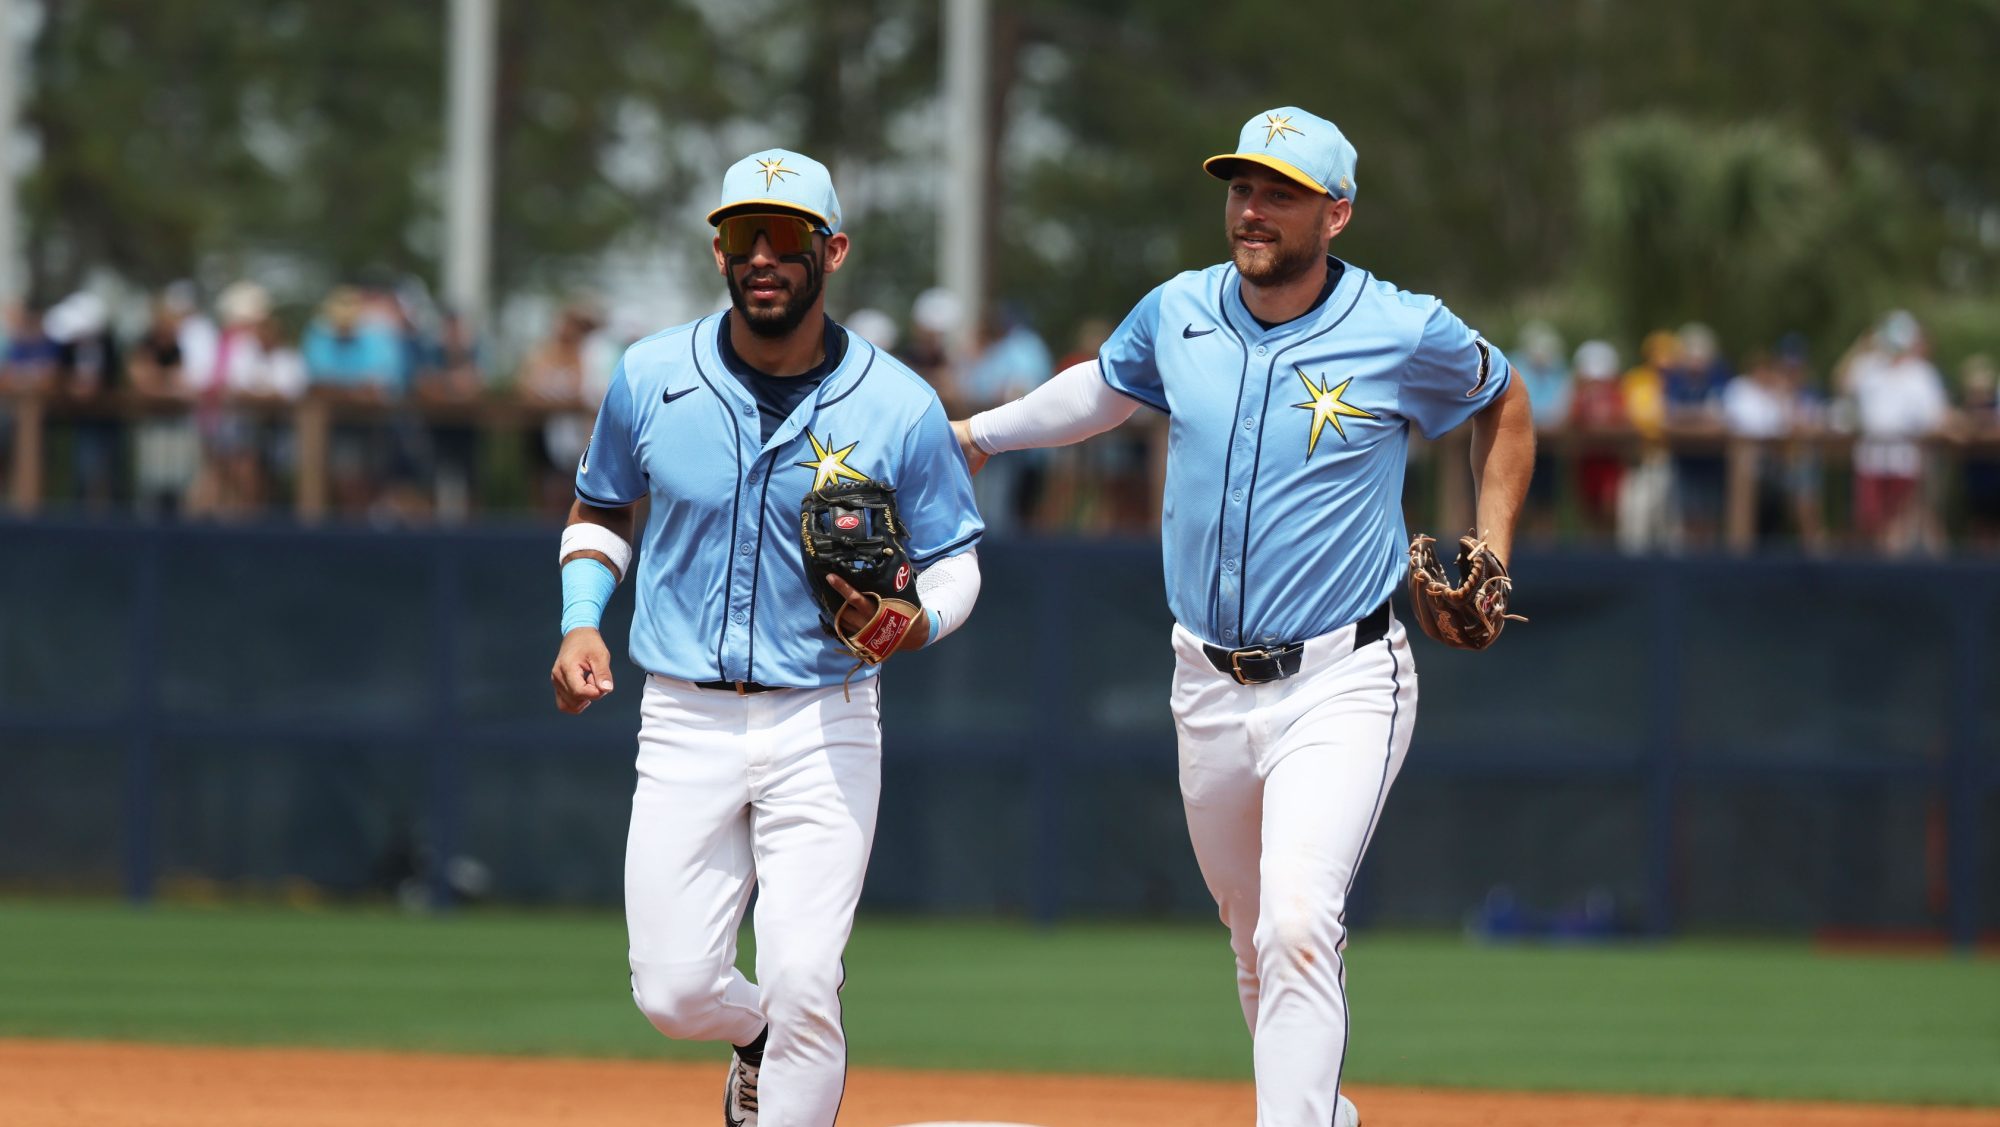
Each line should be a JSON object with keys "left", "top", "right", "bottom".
{"left": 1400, "top": 304, "right": 1513, "bottom": 440}
{"left": 1096, "top": 284, "right": 1168, "bottom": 412}
{"left": 899, "top": 397, "right": 985, "bottom": 566}
{"left": 574, "top": 359, "right": 647, "bottom": 507}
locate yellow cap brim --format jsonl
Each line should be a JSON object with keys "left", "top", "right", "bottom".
{"left": 1202, "top": 153, "right": 1331, "bottom": 196}
{"left": 706, "top": 199, "right": 835, "bottom": 230}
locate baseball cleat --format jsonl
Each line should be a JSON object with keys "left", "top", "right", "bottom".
{"left": 1335, "top": 1093, "right": 1361, "bottom": 1126}
{"left": 723, "top": 1051, "right": 760, "bottom": 1127}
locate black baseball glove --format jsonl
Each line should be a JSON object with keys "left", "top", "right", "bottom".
{"left": 1407, "top": 531, "right": 1525, "bottom": 651}
{"left": 800, "top": 479, "right": 922, "bottom": 665}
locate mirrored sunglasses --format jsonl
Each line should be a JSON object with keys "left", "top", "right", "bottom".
{"left": 717, "top": 213, "right": 820, "bottom": 256}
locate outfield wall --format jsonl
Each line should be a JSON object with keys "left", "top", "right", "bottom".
{"left": 0, "top": 519, "right": 1991, "bottom": 942}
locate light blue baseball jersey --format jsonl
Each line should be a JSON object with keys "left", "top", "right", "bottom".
{"left": 576, "top": 312, "right": 983, "bottom": 687}
{"left": 1099, "top": 257, "right": 1512, "bottom": 649}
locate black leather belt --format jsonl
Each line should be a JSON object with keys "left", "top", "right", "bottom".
{"left": 1202, "top": 602, "right": 1391, "bottom": 686}
{"left": 693, "top": 680, "right": 784, "bottom": 695}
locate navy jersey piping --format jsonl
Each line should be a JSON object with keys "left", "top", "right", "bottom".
{"left": 690, "top": 315, "right": 741, "bottom": 679}
{"left": 911, "top": 529, "right": 982, "bottom": 568}
{"left": 1236, "top": 271, "right": 1371, "bottom": 641}
{"left": 815, "top": 342, "right": 878, "bottom": 410}
{"left": 574, "top": 485, "right": 630, "bottom": 509}
{"left": 743, "top": 456, "right": 778, "bottom": 683}
{"left": 1332, "top": 634, "right": 1403, "bottom": 1106}
{"left": 1208, "top": 265, "right": 1252, "bottom": 637}
{"left": 572, "top": 376, "right": 645, "bottom": 507}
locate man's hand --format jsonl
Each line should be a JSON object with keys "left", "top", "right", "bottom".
{"left": 551, "top": 627, "right": 616, "bottom": 713}
{"left": 949, "top": 419, "right": 990, "bottom": 475}
{"left": 826, "top": 573, "right": 930, "bottom": 653}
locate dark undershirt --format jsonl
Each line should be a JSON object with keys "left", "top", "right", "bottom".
{"left": 1249, "top": 256, "right": 1346, "bottom": 331}
{"left": 717, "top": 314, "right": 849, "bottom": 443}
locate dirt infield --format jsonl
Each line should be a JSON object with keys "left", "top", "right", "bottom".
{"left": 5, "top": 1039, "right": 1998, "bottom": 1127}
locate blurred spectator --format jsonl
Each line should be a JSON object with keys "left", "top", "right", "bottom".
{"left": 898, "top": 287, "right": 961, "bottom": 408}
{"left": 1057, "top": 316, "right": 1158, "bottom": 533}
{"left": 1955, "top": 353, "right": 2000, "bottom": 549}
{"left": 1514, "top": 321, "right": 1572, "bottom": 430}
{"left": 184, "top": 281, "right": 303, "bottom": 519}
{"left": 305, "top": 286, "right": 402, "bottom": 393}
{"left": 1836, "top": 310, "right": 1950, "bottom": 556}
{"left": 1567, "top": 339, "right": 1625, "bottom": 535}
{"left": 1, "top": 303, "right": 59, "bottom": 499}
{"left": 305, "top": 286, "right": 403, "bottom": 518}
{"left": 126, "top": 292, "right": 200, "bottom": 516}
{"left": 0, "top": 305, "right": 58, "bottom": 503}
{"left": 363, "top": 285, "right": 436, "bottom": 524}
{"left": 1617, "top": 330, "right": 1681, "bottom": 554}
{"left": 45, "top": 291, "right": 123, "bottom": 512}
{"left": 3, "top": 301, "right": 57, "bottom": 387}
{"left": 412, "top": 308, "right": 486, "bottom": 524}
{"left": 844, "top": 307, "right": 899, "bottom": 353}
{"left": 1513, "top": 321, "right": 1569, "bottom": 540}
{"left": 961, "top": 304, "right": 1054, "bottom": 534}
{"left": 1721, "top": 339, "right": 1826, "bottom": 552}
{"left": 1664, "top": 322, "right": 1730, "bottom": 548}
{"left": 517, "top": 294, "right": 613, "bottom": 517}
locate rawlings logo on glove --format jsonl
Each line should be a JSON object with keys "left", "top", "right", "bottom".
{"left": 1406, "top": 531, "right": 1525, "bottom": 651}
{"left": 801, "top": 479, "right": 923, "bottom": 667}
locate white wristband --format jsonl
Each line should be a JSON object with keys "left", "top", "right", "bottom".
{"left": 560, "top": 522, "right": 633, "bottom": 582}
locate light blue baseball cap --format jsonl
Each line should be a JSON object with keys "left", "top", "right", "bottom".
{"left": 1204, "top": 107, "right": 1357, "bottom": 201}
{"left": 706, "top": 148, "right": 843, "bottom": 234}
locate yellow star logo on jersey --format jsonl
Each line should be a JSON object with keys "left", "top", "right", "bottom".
{"left": 1293, "top": 367, "right": 1377, "bottom": 457}
{"left": 756, "top": 157, "right": 796, "bottom": 190}
{"left": 1263, "top": 113, "right": 1304, "bottom": 144}
{"left": 797, "top": 431, "right": 869, "bottom": 491}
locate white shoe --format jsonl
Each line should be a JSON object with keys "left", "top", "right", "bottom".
{"left": 723, "top": 1052, "right": 760, "bottom": 1127}
{"left": 1336, "top": 1093, "right": 1362, "bottom": 1127}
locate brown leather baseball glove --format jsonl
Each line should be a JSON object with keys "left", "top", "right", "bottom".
{"left": 801, "top": 479, "right": 922, "bottom": 665}
{"left": 1406, "top": 531, "right": 1524, "bottom": 651}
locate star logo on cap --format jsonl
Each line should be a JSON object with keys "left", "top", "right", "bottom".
{"left": 756, "top": 157, "right": 797, "bottom": 190}
{"left": 1262, "top": 113, "right": 1304, "bottom": 144}
{"left": 798, "top": 432, "right": 869, "bottom": 492}
{"left": 1293, "top": 367, "right": 1376, "bottom": 456}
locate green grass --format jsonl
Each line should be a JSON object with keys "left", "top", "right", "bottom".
{"left": 1, "top": 900, "right": 1995, "bottom": 1105}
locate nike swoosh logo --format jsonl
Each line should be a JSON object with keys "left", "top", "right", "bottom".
{"left": 662, "top": 386, "right": 696, "bottom": 405}
{"left": 1182, "top": 325, "right": 1216, "bottom": 338}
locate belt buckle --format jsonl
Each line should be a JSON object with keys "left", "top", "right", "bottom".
{"left": 733, "top": 681, "right": 751, "bottom": 697}
{"left": 1228, "top": 648, "right": 1270, "bottom": 686}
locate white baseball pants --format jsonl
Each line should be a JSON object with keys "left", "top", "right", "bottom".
{"left": 1171, "top": 614, "right": 1419, "bottom": 1127}
{"left": 625, "top": 674, "right": 882, "bottom": 1127}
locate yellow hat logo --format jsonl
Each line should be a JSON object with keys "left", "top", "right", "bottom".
{"left": 756, "top": 157, "right": 796, "bottom": 190}
{"left": 1263, "top": 113, "right": 1304, "bottom": 144}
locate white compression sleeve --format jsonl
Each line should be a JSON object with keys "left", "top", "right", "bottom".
{"left": 915, "top": 548, "right": 981, "bottom": 645}
{"left": 968, "top": 359, "right": 1140, "bottom": 453}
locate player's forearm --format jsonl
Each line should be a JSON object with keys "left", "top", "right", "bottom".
{"left": 967, "top": 360, "right": 1138, "bottom": 454}
{"left": 562, "top": 499, "right": 637, "bottom": 576}
{"left": 913, "top": 548, "right": 980, "bottom": 647}
{"left": 1470, "top": 377, "right": 1535, "bottom": 563}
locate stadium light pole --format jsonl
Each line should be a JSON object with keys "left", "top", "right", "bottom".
{"left": 0, "top": 0, "right": 20, "bottom": 301}
{"left": 940, "top": 0, "right": 988, "bottom": 364}
{"left": 444, "top": 0, "right": 496, "bottom": 329}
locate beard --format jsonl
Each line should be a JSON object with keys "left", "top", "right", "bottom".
{"left": 727, "top": 257, "right": 823, "bottom": 339}
{"left": 1229, "top": 223, "right": 1325, "bottom": 288}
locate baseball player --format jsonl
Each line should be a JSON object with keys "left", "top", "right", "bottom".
{"left": 551, "top": 148, "right": 983, "bottom": 1127}
{"left": 954, "top": 108, "right": 1535, "bottom": 1126}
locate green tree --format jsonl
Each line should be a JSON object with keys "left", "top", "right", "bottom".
{"left": 21, "top": 1, "right": 740, "bottom": 302}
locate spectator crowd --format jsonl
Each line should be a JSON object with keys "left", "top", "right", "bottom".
{"left": 2, "top": 276, "right": 1996, "bottom": 557}
{"left": 1521, "top": 313, "right": 1999, "bottom": 556}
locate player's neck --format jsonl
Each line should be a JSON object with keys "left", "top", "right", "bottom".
{"left": 728, "top": 307, "right": 828, "bottom": 377}
{"left": 1238, "top": 255, "right": 1330, "bottom": 326}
